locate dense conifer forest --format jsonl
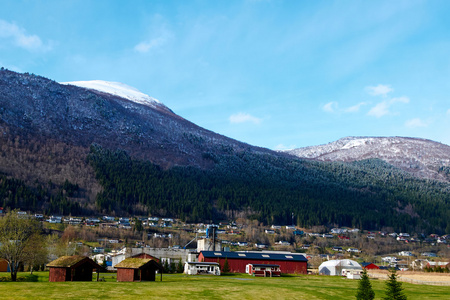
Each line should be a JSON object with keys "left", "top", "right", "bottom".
{"left": 0, "top": 174, "right": 82, "bottom": 216}
{"left": 87, "top": 145, "right": 449, "bottom": 234}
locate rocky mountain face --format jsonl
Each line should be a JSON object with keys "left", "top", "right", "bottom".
{"left": 0, "top": 69, "right": 275, "bottom": 195}
{"left": 285, "top": 136, "right": 450, "bottom": 182}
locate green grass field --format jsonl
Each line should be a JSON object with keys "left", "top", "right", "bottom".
{"left": 0, "top": 272, "right": 449, "bottom": 300}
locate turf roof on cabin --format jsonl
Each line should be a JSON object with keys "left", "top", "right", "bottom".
{"left": 115, "top": 258, "right": 160, "bottom": 269}
{"left": 47, "top": 255, "right": 88, "bottom": 267}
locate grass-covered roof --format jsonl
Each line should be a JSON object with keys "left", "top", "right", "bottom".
{"left": 115, "top": 258, "right": 159, "bottom": 269}
{"left": 47, "top": 255, "right": 88, "bottom": 267}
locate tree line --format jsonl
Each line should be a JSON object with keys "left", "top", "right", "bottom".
{"left": 87, "top": 144, "right": 449, "bottom": 234}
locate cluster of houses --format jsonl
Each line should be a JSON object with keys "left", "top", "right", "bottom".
{"left": 2, "top": 210, "right": 449, "bottom": 282}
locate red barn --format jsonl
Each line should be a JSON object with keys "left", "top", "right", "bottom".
{"left": 198, "top": 251, "right": 308, "bottom": 274}
{"left": 361, "top": 262, "right": 380, "bottom": 270}
{"left": 115, "top": 258, "right": 163, "bottom": 282}
{"left": 47, "top": 255, "right": 103, "bottom": 282}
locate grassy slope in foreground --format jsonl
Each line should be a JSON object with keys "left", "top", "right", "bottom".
{"left": 0, "top": 272, "right": 449, "bottom": 300}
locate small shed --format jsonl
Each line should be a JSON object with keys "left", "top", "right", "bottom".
{"left": 47, "top": 255, "right": 103, "bottom": 282}
{"left": 0, "top": 258, "right": 9, "bottom": 272}
{"left": 115, "top": 258, "right": 163, "bottom": 282}
{"left": 184, "top": 262, "right": 221, "bottom": 275}
{"left": 246, "top": 264, "right": 281, "bottom": 277}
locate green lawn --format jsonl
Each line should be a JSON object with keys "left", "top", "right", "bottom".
{"left": 0, "top": 272, "right": 449, "bottom": 300}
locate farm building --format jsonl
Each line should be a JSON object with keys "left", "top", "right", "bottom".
{"left": 198, "top": 251, "right": 307, "bottom": 274}
{"left": 184, "top": 262, "right": 221, "bottom": 275}
{"left": 131, "top": 252, "right": 160, "bottom": 262}
{"left": 0, "top": 258, "right": 9, "bottom": 272}
{"left": 115, "top": 258, "right": 163, "bottom": 282}
{"left": 246, "top": 264, "right": 281, "bottom": 277}
{"left": 47, "top": 255, "right": 103, "bottom": 282}
{"left": 361, "top": 262, "right": 380, "bottom": 270}
{"left": 319, "top": 259, "right": 362, "bottom": 276}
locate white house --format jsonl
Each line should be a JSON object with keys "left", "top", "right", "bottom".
{"left": 184, "top": 262, "right": 220, "bottom": 275}
{"left": 398, "top": 251, "right": 414, "bottom": 257}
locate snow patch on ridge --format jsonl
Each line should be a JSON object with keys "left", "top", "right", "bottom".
{"left": 61, "top": 80, "right": 162, "bottom": 108}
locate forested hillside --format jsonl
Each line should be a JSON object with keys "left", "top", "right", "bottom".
{"left": 0, "top": 174, "right": 82, "bottom": 215}
{"left": 1, "top": 70, "right": 449, "bottom": 235}
{"left": 87, "top": 145, "right": 450, "bottom": 234}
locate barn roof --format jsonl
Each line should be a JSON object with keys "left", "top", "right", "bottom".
{"left": 47, "top": 255, "right": 101, "bottom": 269}
{"left": 361, "top": 262, "right": 379, "bottom": 268}
{"left": 115, "top": 258, "right": 162, "bottom": 270}
{"left": 200, "top": 251, "right": 308, "bottom": 262}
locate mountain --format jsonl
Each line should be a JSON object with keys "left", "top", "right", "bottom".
{"left": 0, "top": 69, "right": 449, "bottom": 233}
{"left": 284, "top": 137, "right": 450, "bottom": 183}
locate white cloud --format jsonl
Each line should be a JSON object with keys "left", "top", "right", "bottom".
{"left": 323, "top": 101, "right": 367, "bottom": 114}
{"left": 366, "top": 84, "right": 393, "bottom": 97}
{"left": 134, "top": 18, "right": 173, "bottom": 53}
{"left": 405, "top": 118, "right": 428, "bottom": 128}
{"left": 368, "top": 96, "right": 410, "bottom": 118}
{"left": 0, "top": 19, "right": 51, "bottom": 52}
{"left": 391, "top": 96, "right": 410, "bottom": 104}
{"left": 446, "top": 109, "right": 450, "bottom": 116}
{"left": 344, "top": 102, "right": 367, "bottom": 113}
{"left": 368, "top": 101, "right": 389, "bottom": 118}
{"left": 134, "top": 37, "right": 166, "bottom": 53}
{"left": 322, "top": 101, "right": 338, "bottom": 113}
{"left": 229, "top": 112, "right": 262, "bottom": 124}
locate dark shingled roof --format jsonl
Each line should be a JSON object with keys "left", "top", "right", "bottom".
{"left": 200, "top": 251, "right": 308, "bottom": 262}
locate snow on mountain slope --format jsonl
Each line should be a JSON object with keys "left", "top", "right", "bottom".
{"left": 285, "top": 136, "right": 450, "bottom": 182}
{"left": 61, "top": 80, "right": 164, "bottom": 108}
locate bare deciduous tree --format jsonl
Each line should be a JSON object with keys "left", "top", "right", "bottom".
{"left": 0, "top": 210, "right": 42, "bottom": 281}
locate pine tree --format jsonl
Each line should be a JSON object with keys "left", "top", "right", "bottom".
{"left": 222, "top": 257, "right": 230, "bottom": 273}
{"left": 163, "top": 259, "right": 170, "bottom": 273}
{"left": 383, "top": 268, "right": 407, "bottom": 300}
{"left": 177, "top": 260, "right": 184, "bottom": 273}
{"left": 356, "top": 269, "right": 375, "bottom": 300}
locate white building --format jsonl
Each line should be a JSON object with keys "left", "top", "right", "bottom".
{"left": 184, "top": 262, "right": 220, "bottom": 275}
{"left": 197, "top": 239, "right": 221, "bottom": 252}
{"left": 319, "top": 259, "right": 362, "bottom": 276}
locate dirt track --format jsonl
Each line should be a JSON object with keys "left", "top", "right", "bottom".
{"left": 368, "top": 270, "right": 450, "bottom": 286}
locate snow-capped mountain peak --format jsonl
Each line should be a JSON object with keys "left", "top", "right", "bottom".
{"left": 284, "top": 136, "right": 450, "bottom": 182}
{"left": 61, "top": 80, "right": 162, "bottom": 108}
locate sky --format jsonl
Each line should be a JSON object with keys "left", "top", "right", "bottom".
{"left": 1, "top": 0, "right": 450, "bottom": 149}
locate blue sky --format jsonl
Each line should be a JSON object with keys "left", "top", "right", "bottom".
{"left": 1, "top": 0, "right": 450, "bottom": 149}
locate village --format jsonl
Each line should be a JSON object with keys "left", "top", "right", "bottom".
{"left": 0, "top": 207, "right": 448, "bottom": 284}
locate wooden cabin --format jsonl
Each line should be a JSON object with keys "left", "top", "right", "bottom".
{"left": 0, "top": 259, "right": 9, "bottom": 272}
{"left": 115, "top": 258, "right": 163, "bottom": 282}
{"left": 47, "top": 255, "right": 102, "bottom": 282}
